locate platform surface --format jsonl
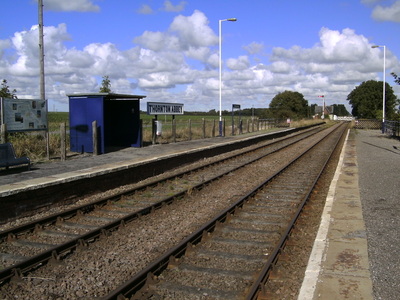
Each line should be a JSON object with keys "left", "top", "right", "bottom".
{"left": 299, "top": 129, "right": 400, "bottom": 300}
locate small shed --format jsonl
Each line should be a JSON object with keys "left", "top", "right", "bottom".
{"left": 68, "top": 93, "right": 146, "bottom": 154}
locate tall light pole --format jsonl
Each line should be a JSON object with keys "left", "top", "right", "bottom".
{"left": 318, "top": 95, "right": 325, "bottom": 119}
{"left": 219, "top": 18, "right": 237, "bottom": 136}
{"left": 371, "top": 45, "right": 386, "bottom": 133}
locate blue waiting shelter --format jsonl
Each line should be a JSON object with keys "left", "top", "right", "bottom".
{"left": 68, "top": 93, "right": 146, "bottom": 154}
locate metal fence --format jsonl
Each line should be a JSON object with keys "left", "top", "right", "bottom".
{"left": 354, "top": 119, "right": 381, "bottom": 130}
{"left": 354, "top": 119, "right": 400, "bottom": 138}
{"left": 384, "top": 120, "right": 400, "bottom": 138}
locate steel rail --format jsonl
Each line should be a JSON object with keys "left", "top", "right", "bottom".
{"left": 0, "top": 126, "right": 321, "bottom": 242}
{"left": 101, "top": 123, "right": 346, "bottom": 300}
{"left": 0, "top": 126, "right": 323, "bottom": 284}
{"left": 245, "top": 122, "right": 348, "bottom": 299}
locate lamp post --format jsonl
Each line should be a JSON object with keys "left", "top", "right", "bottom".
{"left": 318, "top": 95, "right": 325, "bottom": 119}
{"left": 219, "top": 18, "right": 237, "bottom": 136}
{"left": 371, "top": 45, "right": 386, "bottom": 133}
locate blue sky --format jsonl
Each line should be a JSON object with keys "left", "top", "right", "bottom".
{"left": 1, "top": 0, "right": 399, "bottom": 112}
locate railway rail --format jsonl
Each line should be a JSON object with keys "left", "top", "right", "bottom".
{"left": 0, "top": 122, "right": 348, "bottom": 299}
{"left": 99, "top": 122, "right": 348, "bottom": 300}
{"left": 0, "top": 125, "right": 322, "bottom": 282}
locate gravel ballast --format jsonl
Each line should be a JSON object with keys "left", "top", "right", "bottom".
{"left": 0, "top": 132, "right": 319, "bottom": 299}
{"left": 1, "top": 128, "right": 397, "bottom": 299}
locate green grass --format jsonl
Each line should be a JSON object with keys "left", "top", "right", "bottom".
{"left": 48, "top": 112, "right": 69, "bottom": 123}
{"left": 6, "top": 112, "right": 320, "bottom": 162}
{"left": 48, "top": 112, "right": 69, "bottom": 131}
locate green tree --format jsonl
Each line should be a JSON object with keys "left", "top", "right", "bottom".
{"left": 392, "top": 72, "right": 400, "bottom": 85}
{"left": 0, "top": 79, "right": 17, "bottom": 98}
{"left": 99, "top": 76, "right": 112, "bottom": 93}
{"left": 310, "top": 104, "right": 317, "bottom": 116}
{"left": 269, "top": 90, "right": 309, "bottom": 119}
{"left": 347, "top": 80, "right": 398, "bottom": 119}
{"left": 332, "top": 104, "right": 350, "bottom": 116}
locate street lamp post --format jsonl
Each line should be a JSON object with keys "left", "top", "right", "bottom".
{"left": 371, "top": 45, "right": 386, "bottom": 133}
{"left": 219, "top": 18, "right": 237, "bottom": 136}
{"left": 318, "top": 95, "right": 325, "bottom": 119}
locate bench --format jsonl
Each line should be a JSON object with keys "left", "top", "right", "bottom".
{"left": 0, "top": 143, "right": 30, "bottom": 170}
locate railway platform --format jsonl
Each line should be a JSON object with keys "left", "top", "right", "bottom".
{"left": 1, "top": 127, "right": 399, "bottom": 299}
{"left": 0, "top": 128, "right": 293, "bottom": 193}
{"left": 299, "top": 129, "right": 400, "bottom": 300}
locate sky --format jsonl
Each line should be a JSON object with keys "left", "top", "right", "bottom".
{"left": 0, "top": 0, "right": 399, "bottom": 113}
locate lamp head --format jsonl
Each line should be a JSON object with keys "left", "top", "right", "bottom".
{"left": 227, "top": 18, "right": 237, "bottom": 21}
{"left": 371, "top": 45, "right": 379, "bottom": 48}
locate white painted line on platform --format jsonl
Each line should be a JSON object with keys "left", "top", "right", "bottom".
{"left": 297, "top": 129, "right": 349, "bottom": 300}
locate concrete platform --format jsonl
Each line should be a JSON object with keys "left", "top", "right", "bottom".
{"left": 298, "top": 129, "right": 374, "bottom": 299}
{"left": 1, "top": 128, "right": 300, "bottom": 222}
{"left": 0, "top": 129, "right": 294, "bottom": 196}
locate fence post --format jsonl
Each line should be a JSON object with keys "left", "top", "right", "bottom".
{"left": 1, "top": 124, "right": 7, "bottom": 143}
{"left": 45, "top": 131, "right": 50, "bottom": 160}
{"left": 212, "top": 119, "right": 216, "bottom": 137}
{"left": 172, "top": 118, "right": 176, "bottom": 143}
{"left": 92, "top": 120, "right": 98, "bottom": 155}
{"left": 152, "top": 118, "right": 156, "bottom": 145}
{"left": 202, "top": 118, "right": 206, "bottom": 139}
{"left": 60, "top": 122, "right": 66, "bottom": 161}
{"left": 188, "top": 119, "right": 192, "bottom": 141}
{"left": 231, "top": 116, "right": 234, "bottom": 136}
{"left": 397, "top": 121, "right": 400, "bottom": 138}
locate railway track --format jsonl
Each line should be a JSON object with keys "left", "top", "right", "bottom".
{"left": 0, "top": 122, "right": 348, "bottom": 299}
{"left": 103, "top": 122, "right": 348, "bottom": 299}
{"left": 0, "top": 126, "right": 323, "bottom": 282}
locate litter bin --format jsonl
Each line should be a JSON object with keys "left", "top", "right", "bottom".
{"left": 156, "top": 120, "right": 162, "bottom": 136}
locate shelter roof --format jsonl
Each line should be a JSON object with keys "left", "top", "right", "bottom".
{"left": 67, "top": 93, "right": 146, "bottom": 100}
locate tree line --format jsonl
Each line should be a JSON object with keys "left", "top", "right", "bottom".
{"left": 2, "top": 74, "right": 400, "bottom": 121}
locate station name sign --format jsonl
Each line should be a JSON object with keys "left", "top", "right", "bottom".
{"left": 147, "top": 102, "right": 184, "bottom": 115}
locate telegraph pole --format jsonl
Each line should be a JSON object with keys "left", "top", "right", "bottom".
{"left": 38, "top": 0, "right": 49, "bottom": 158}
{"left": 38, "top": 0, "right": 45, "bottom": 100}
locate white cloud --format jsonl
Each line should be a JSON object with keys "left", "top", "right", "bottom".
{"left": 163, "top": 0, "right": 187, "bottom": 12}
{"left": 361, "top": 0, "right": 384, "bottom": 4}
{"left": 270, "top": 61, "right": 293, "bottom": 73}
{"left": 169, "top": 10, "right": 218, "bottom": 49}
{"left": 137, "top": 4, "right": 154, "bottom": 15}
{"left": 371, "top": 1, "right": 400, "bottom": 22}
{"left": 267, "top": 26, "right": 399, "bottom": 103}
{"left": 1, "top": 9, "right": 399, "bottom": 112}
{"left": 0, "top": 39, "right": 11, "bottom": 57}
{"left": 243, "top": 42, "right": 264, "bottom": 55}
{"left": 42, "top": 0, "right": 100, "bottom": 12}
{"left": 134, "top": 31, "right": 169, "bottom": 52}
{"left": 226, "top": 56, "right": 250, "bottom": 70}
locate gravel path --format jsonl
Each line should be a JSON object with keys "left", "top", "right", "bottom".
{"left": 355, "top": 129, "right": 400, "bottom": 300}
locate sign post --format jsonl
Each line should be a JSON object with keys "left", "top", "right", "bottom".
{"left": 147, "top": 102, "right": 184, "bottom": 144}
{"left": 232, "top": 104, "right": 241, "bottom": 135}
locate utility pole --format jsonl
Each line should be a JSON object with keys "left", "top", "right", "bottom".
{"left": 38, "top": 0, "right": 45, "bottom": 100}
{"left": 38, "top": 0, "right": 49, "bottom": 159}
